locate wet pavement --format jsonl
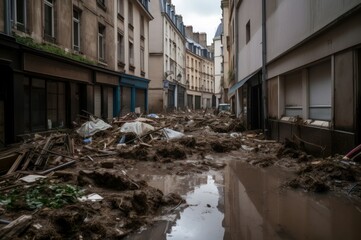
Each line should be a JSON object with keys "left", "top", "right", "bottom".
{"left": 126, "top": 154, "right": 361, "bottom": 240}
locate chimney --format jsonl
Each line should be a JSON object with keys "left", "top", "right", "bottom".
{"left": 199, "top": 33, "right": 207, "bottom": 47}
{"left": 185, "top": 26, "right": 193, "bottom": 39}
{"left": 193, "top": 32, "right": 200, "bottom": 44}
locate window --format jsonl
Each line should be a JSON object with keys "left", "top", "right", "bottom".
{"left": 128, "top": 1, "right": 133, "bottom": 26}
{"left": 97, "top": 0, "right": 106, "bottom": 10}
{"left": 284, "top": 71, "right": 303, "bottom": 117}
{"left": 117, "top": 0, "right": 124, "bottom": 17}
{"left": 47, "top": 82, "right": 65, "bottom": 129}
{"left": 98, "top": 24, "right": 105, "bottom": 61}
{"left": 72, "top": 9, "right": 80, "bottom": 51}
{"left": 44, "top": 0, "right": 54, "bottom": 38}
{"left": 140, "top": 47, "right": 145, "bottom": 72}
{"left": 10, "top": 0, "right": 27, "bottom": 31}
{"left": 117, "top": 32, "right": 125, "bottom": 63}
{"left": 246, "top": 20, "right": 250, "bottom": 44}
{"left": 309, "top": 60, "right": 332, "bottom": 121}
{"left": 140, "top": 16, "right": 144, "bottom": 37}
{"left": 129, "top": 41, "right": 134, "bottom": 66}
{"left": 24, "top": 78, "right": 66, "bottom": 131}
{"left": 30, "top": 79, "right": 46, "bottom": 131}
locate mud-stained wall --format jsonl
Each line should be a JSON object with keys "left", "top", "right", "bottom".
{"left": 267, "top": 77, "right": 278, "bottom": 119}
{"left": 334, "top": 50, "right": 354, "bottom": 132}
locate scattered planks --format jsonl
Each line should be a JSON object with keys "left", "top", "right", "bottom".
{"left": 0, "top": 133, "right": 76, "bottom": 178}
{"left": 0, "top": 215, "right": 32, "bottom": 239}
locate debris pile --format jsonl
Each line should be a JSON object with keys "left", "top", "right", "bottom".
{"left": 1, "top": 110, "right": 244, "bottom": 238}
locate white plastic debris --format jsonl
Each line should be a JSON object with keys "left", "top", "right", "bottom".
{"left": 163, "top": 128, "right": 185, "bottom": 140}
{"left": 76, "top": 117, "right": 112, "bottom": 137}
{"left": 78, "top": 193, "right": 104, "bottom": 202}
{"left": 120, "top": 121, "right": 154, "bottom": 136}
{"left": 20, "top": 175, "right": 47, "bottom": 183}
{"left": 241, "top": 145, "right": 255, "bottom": 152}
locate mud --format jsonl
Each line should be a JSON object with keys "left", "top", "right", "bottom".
{"left": 1, "top": 110, "right": 361, "bottom": 239}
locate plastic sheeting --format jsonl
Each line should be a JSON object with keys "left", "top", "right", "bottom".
{"left": 120, "top": 121, "right": 155, "bottom": 136}
{"left": 76, "top": 118, "right": 112, "bottom": 138}
{"left": 163, "top": 128, "right": 185, "bottom": 140}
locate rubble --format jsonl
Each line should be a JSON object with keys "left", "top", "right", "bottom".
{"left": 1, "top": 110, "right": 361, "bottom": 238}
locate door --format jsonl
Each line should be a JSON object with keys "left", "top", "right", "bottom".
{"left": 250, "top": 84, "right": 262, "bottom": 129}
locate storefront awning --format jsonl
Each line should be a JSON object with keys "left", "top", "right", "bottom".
{"left": 228, "top": 70, "right": 259, "bottom": 98}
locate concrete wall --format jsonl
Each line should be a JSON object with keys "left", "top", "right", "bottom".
{"left": 149, "top": 0, "right": 163, "bottom": 53}
{"left": 236, "top": 0, "right": 262, "bottom": 80}
{"left": 266, "top": 0, "right": 361, "bottom": 62}
{"left": 267, "top": 11, "right": 361, "bottom": 79}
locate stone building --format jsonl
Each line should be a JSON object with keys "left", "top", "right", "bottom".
{"left": 225, "top": 0, "right": 361, "bottom": 155}
{"left": 0, "top": 0, "right": 152, "bottom": 146}
{"left": 185, "top": 26, "right": 215, "bottom": 109}
{"left": 148, "top": 0, "right": 186, "bottom": 112}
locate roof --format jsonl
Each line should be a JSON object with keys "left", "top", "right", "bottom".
{"left": 214, "top": 22, "right": 223, "bottom": 38}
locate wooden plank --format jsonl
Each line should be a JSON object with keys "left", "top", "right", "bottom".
{"left": 34, "top": 136, "right": 53, "bottom": 167}
{"left": 6, "top": 151, "right": 26, "bottom": 175}
{"left": 0, "top": 215, "right": 32, "bottom": 239}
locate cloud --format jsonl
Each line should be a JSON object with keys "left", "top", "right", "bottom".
{"left": 171, "top": 0, "right": 222, "bottom": 44}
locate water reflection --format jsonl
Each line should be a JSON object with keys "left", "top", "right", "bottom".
{"left": 126, "top": 158, "right": 361, "bottom": 240}
{"left": 167, "top": 175, "right": 225, "bottom": 240}
{"left": 224, "top": 160, "right": 361, "bottom": 240}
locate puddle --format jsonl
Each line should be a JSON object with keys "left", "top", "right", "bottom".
{"left": 126, "top": 159, "right": 361, "bottom": 240}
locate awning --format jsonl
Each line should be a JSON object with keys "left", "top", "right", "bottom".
{"left": 228, "top": 70, "right": 259, "bottom": 98}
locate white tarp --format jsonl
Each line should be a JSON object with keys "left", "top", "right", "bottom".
{"left": 120, "top": 121, "right": 154, "bottom": 136}
{"left": 76, "top": 118, "right": 112, "bottom": 137}
{"left": 163, "top": 128, "right": 185, "bottom": 140}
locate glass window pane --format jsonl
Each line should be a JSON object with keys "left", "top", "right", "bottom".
{"left": 31, "top": 79, "right": 46, "bottom": 130}
{"left": 44, "top": 4, "right": 53, "bottom": 36}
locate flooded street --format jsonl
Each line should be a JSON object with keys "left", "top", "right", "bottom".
{"left": 126, "top": 154, "right": 361, "bottom": 240}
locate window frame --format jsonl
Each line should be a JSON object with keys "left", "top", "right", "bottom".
{"left": 11, "top": 0, "right": 27, "bottom": 32}
{"left": 72, "top": 8, "right": 81, "bottom": 52}
{"left": 98, "top": 24, "right": 106, "bottom": 62}
{"left": 44, "top": 0, "right": 55, "bottom": 38}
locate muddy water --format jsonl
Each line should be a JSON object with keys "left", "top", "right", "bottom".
{"left": 126, "top": 158, "right": 361, "bottom": 240}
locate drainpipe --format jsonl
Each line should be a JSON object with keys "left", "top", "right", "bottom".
{"left": 4, "top": 0, "right": 11, "bottom": 35}
{"left": 261, "top": 0, "right": 269, "bottom": 136}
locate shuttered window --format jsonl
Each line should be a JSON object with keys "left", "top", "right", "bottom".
{"left": 309, "top": 60, "right": 332, "bottom": 121}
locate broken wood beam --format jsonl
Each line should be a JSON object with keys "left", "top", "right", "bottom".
{"left": 38, "top": 159, "right": 76, "bottom": 175}
{"left": 34, "top": 135, "right": 53, "bottom": 167}
{"left": 6, "top": 150, "right": 27, "bottom": 175}
{"left": 0, "top": 215, "right": 32, "bottom": 239}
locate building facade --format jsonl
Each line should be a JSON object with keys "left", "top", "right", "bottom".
{"left": 185, "top": 26, "right": 215, "bottom": 109}
{"left": 0, "top": 0, "right": 152, "bottom": 146}
{"left": 227, "top": 0, "right": 361, "bottom": 155}
{"left": 148, "top": 0, "right": 186, "bottom": 112}
{"left": 115, "top": 0, "right": 153, "bottom": 116}
{"left": 214, "top": 21, "right": 224, "bottom": 106}
{"left": 221, "top": 0, "right": 231, "bottom": 105}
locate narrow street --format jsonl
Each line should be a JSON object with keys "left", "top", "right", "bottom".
{"left": 125, "top": 153, "right": 361, "bottom": 240}
{"left": 1, "top": 111, "right": 360, "bottom": 239}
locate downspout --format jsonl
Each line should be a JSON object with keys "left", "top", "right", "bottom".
{"left": 4, "top": 0, "right": 11, "bottom": 35}
{"left": 261, "top": 0, "right": 269, "bottom": 136}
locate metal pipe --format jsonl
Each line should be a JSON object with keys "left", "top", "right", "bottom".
{"left": 261, "top": 0, "right": 269, "bottom": 136}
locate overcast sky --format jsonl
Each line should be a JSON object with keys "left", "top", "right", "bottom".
{"left": 171, "top": 0, "right": 222, "bottom": 45}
